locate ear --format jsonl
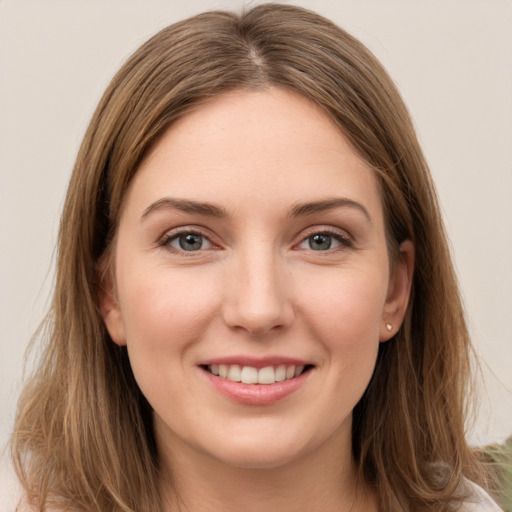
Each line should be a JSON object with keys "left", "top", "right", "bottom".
{"left": 380, "top": 240, "right": 415, "bottom": 341}
{"left": 97, "top": 264, "right": 127, "bottom": 346}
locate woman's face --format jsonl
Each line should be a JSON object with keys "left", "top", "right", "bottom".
{"left": 101, "top": 88, "right": 413, "bottom": 470}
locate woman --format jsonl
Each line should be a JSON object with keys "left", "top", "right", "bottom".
{"left": 9, "top": 4, "right": 502, "bottom": 511}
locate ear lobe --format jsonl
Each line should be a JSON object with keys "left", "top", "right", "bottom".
{"left": 380, "top": 240, "right": 415, "bottom": 341}
{"left": 97, "top": 266, "right": 127, "bottom": 347}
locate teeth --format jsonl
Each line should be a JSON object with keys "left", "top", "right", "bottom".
{"left": 227, "top": 364, "right": 241, "bottom": 382}
{"left": 275, "top": 365, "right": 286, "bottom": 382}
{"left": 240, "top": 366, "right": 258, "bottom": 384}
{"left": 208, "top": 364, "right": 307, "bottom": 384}
{"left": 258, "top": 366, "right": 275, "bottom": 384}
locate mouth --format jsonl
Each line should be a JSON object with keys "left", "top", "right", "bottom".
{"left": 201, "top": 363, "right": 314, "bottom": 385}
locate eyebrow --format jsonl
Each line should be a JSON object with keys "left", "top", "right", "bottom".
{"left": 141, "top": 196, "right": 371, "bottom": 223}
{"left": 289, "top": 197, "right": 372, "bottom": 222}
{"left": 141, "top": 197, "right": 228, "bottom": 220}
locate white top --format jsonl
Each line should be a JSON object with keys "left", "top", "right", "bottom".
{"left": 458, "top": 479, "right": 504, "bottom": 512}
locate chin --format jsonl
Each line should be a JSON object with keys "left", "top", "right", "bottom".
{"left": 197, "top": 425, "right": 321, "bottom": 471}
{"left": 212, "top": 443, "right": 304, "bottom": 470}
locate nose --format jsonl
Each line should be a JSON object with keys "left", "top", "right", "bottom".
{"left": 222, "top": 248, "right": 294, "bottom": 337}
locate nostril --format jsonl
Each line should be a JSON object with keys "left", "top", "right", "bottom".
{"left": 223, "top": 299, "right": 294, "bottom": 337}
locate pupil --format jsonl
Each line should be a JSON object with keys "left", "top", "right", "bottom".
{"left": 310, "top": 234, "right": 331, "bottom": 250}
{"left": 179, "top": 233, "right": 202, "bottom": 251}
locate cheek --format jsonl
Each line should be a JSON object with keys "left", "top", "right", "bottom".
{"left": 297, "top": 265, "right": 387, "bottom": 343}
{"left": 115, "top": 265, "right": 224, "bottom": 413}
{"left": 116, "top": 264, "right": 220, "bottom": 360}
{"left": 297, "top": 265, "right": 386, "bottom": 390}
{"left": 287, "top": 267, "right": 387, "bottom": 434}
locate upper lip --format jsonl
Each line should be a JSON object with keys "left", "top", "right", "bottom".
{"left": 198, "top": 355, "right": 313, "bottom": 369}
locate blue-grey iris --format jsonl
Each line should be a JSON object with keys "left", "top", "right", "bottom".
{"left": 309, "top": 234, "right": 332, "bottom": 251}
{"left": 179, "top": 233, "right": 203, "bottom": 251}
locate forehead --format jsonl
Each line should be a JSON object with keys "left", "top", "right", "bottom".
{"left": 124, "top": 87, "right": 383, "bottom": 223}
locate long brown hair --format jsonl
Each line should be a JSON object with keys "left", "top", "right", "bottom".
{"left": 11, "top": 4, "right": 486, "bottom": 511}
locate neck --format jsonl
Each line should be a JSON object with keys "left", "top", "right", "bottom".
{"left": 157, "top": 428, "right": 378, "bottom": 512}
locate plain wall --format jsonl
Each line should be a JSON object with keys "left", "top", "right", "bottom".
{"left": 1, "top": 0, "right": 511, "bottom": 450}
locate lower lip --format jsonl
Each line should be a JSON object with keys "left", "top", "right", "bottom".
{"left": 201, "top": 368, "right": 311, "bottom": 405}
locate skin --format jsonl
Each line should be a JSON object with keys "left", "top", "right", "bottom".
{"left": 100, "top": 87, "right": 414, "bottom": 512}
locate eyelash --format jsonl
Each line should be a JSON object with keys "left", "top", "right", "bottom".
{"left": 158, "top": 228, "right": 217, "bottom": 255}
{"left": 158, "top": 226, "right": 353, "bottom": 255}
{"left": 296, "top": 227, "right": 353, "bottom": 253}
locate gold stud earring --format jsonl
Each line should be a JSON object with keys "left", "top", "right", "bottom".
{"left": 385, "top": 323, "right": 393, "bottom": 332}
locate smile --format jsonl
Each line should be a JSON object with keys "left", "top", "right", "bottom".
{"left": 206, "top": 364, "right": 309, "bottom": 384}
{"left": 199, "top": 359, "right": 314, "bottom": 405}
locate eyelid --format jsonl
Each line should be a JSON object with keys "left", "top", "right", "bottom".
{"left": 156, "top": 224, "right": 353, "bottom": 254}
{"left": 294, "top": 225, "right": 353, "bottom": 250}
{"left": 158, "top": 225, "right": 221, "bottom": 253}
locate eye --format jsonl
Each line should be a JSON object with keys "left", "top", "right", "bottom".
{"left": 297, "top": 230, "right": 352, "bottom": 252}
{"left": 164, "top": 231, "right": 213, "bottom": 252}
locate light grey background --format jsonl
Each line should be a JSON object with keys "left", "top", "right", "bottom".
{"left": 1, "top": 0, "right": 511, "bottom": 451}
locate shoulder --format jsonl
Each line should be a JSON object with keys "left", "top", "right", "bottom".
{"left": 456, "top": 479, "right": 504, "bottom": 512}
